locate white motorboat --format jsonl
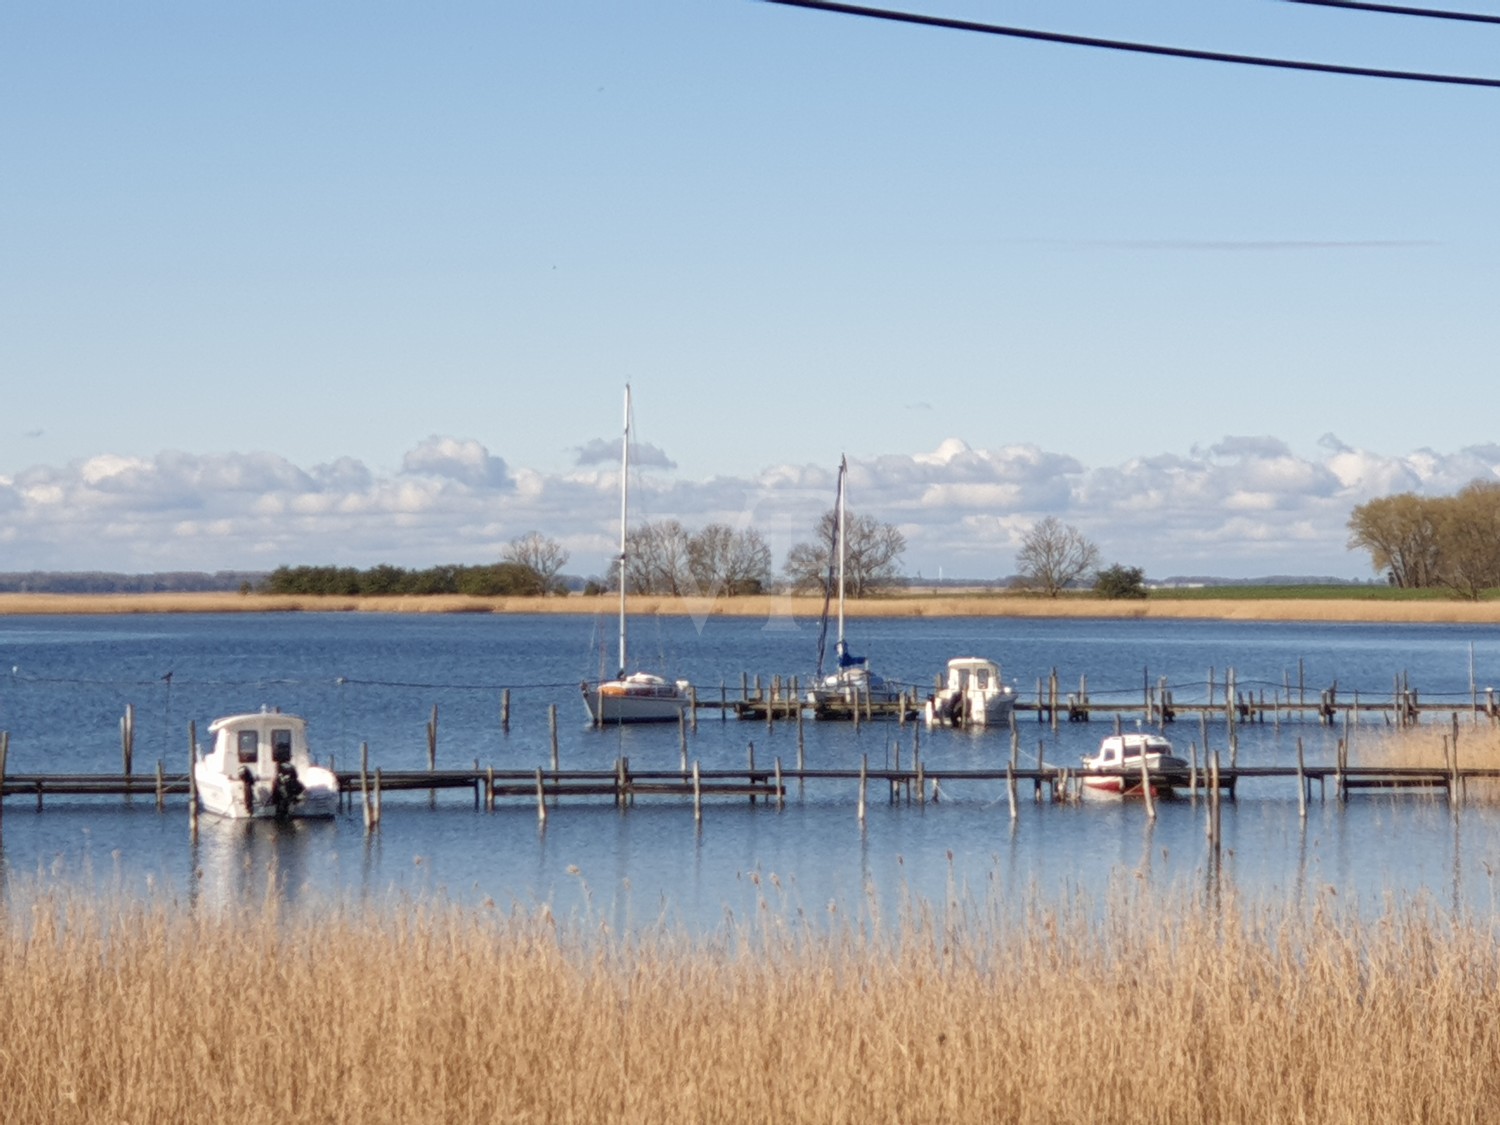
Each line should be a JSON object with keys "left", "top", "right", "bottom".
{"left": 923, "top": 657, "right": 1016, "bottom": 728}
{"left": 581, "top": 385, "right": 693, "bottom": 725}
{"left": 807, "top": 455, "right": 902, "bottom": 712}
{"left": 194, "top": 710, "right": 339, "bottom": 819}
{"left": 1080, "top": 733, "right": 1189, "bottom": 797}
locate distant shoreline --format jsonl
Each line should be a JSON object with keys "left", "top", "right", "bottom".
{"left": 4, "top": 591, "right": 1500, "bottom": 624}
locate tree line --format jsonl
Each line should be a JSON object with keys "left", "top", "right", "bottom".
{"left": 1347, "top": 482, "right": 1500, "bottom": 599}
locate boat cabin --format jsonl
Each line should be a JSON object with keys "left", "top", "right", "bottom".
{"left": 1088, "top": 733, "right": 1175, "bottom": 767}
{"left": 944, "top": 657, "right": 1001, "bottom": 694}
{"left": 205, "top": 711, "right": 314, "bottom": 780}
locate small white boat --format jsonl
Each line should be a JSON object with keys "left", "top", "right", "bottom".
{"left": 581, "top": 385, "right": 693, "bottom": 725}
{"left": 1080, "top": 733, "right": 1189, "bottom": 798}
{"left": 923, "top": 657, "right": 1016, "bottom": 727}
{"left": 195, "top": 710, "right": 339, "bottom": 819}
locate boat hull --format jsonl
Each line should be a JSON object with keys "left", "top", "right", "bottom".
{"left": 195, "top": 765, "right": 339, "bottom": 820}
{"left": 924, "top": 689, "right": 1016, "bottom": 728}
{"left": 582, "top": 677, "right": 690, "bottom": 724}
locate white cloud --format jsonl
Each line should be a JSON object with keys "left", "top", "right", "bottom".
{"left": 5, "top": 434, "right": 1500, "bottom": 579}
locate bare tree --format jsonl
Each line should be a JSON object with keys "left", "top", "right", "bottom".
{"left": 624, "top": 519, "right": 692, "bottom": 595}
{"left": 687, "top": 524, "right": 772, "bottom": 596}
{"left": 1015, "top": 516, "right": 1100, "bottom": 597}
{"left": 783, "top": 509, "right": 906, "bottom": 597}
{"left": 502, "top": 531, "right": 570, "bottom": 594}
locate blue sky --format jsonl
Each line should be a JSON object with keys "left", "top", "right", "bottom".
{"left": 3, "top": 1, "right": 1498, "bottom": 580}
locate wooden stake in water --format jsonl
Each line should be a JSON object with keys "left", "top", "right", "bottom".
{"left": 121, "top": 703, "right": 135, "bottom": 776}
{"left": 501, "top": 689, "right": 511, "bottom": 732}
{"left": 1006, "top": 760, "right": 1017, "bottom": 821}
{"left": 360, "top": 741, "right": 372, "bottom": 830}
{"left": 679, "top": 709, "right": 688, "bottom": 774}
{"left": 693, "top": 760, "right": 702, "bottom": 822}
{"left": 858, "top": 754, "right": 868, "bottom": 822}
{"left": 427, "top": 704, "right": 438, "bottom": 771}
{"left": 186, "top": 721, "right": 197, "bottom": 834}
{"left": 535, "top": 767, "right": 548, "bottom": 825}
{"left": 774, "top": 756, "right": 784, "bottom": 809}
{"left": 1139, "top": 751, "right": 1156, "bottom": 820}
{"left": 549, "top": 704, "right": 559, "bottom": 772}
{"left": 1296, "top": 737, "right": 1306, "bottom": 819}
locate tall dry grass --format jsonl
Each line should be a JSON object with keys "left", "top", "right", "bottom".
{"left": 3, "top": 884, "right": 1499, "bottom": 1124}
{"left": 9, "top": 589, "right": 1500, "bottom": 623}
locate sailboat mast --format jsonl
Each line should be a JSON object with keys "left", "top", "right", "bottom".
{"left": 836, "top": 454, "right": 847, "bottom": 649}
{"left": 617, "top": 385, "right": 631, "bottom": 679}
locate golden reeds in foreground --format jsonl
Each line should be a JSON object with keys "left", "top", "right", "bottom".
{"left": 3, "top": 889, "right": 1499, "bottom": 1124}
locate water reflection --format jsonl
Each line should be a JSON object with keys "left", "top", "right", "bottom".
{"left": 188, "top": 816, "right": 340, "bottom": 915}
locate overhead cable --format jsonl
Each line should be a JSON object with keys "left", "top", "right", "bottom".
{"left": 761, "top": 0, "right": 1500, "bottom": 87}
{"left": 1283, "top": 0, "right": 1500, "bottom": 25}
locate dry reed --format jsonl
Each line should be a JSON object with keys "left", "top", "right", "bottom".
{"left": 3, "top": 882, "right": 1499, "bottom": 1124}
{"left": 8, "top": 590, "right": 1500, "bottom": 624}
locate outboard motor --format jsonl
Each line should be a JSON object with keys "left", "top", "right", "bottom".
{"left": 271, "top": 761, "right": 304, "bottom": 820}
{"left": 238, "top": 766, "right": 257, "bottom": 816}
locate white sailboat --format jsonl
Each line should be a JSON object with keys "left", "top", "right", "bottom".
{"left": 580, "top": 386, "right": 693, "bottom": 725}
{"left": 807, "top": 454, "right": 902, "bottom": 711}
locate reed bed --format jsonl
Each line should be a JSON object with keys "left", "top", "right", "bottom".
{"left": 8, "top": 589, "right": 1500, "bottom": 623}
{"left": 1359, "top": 722, "right": 1500, "bottom": 802}
{"left": 3, "top": 884, "right": 1499, "bottom": 1124}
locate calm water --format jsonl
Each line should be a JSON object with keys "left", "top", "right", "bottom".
{"left": 3, "top": 610, "right": 1500, "bottom": 928}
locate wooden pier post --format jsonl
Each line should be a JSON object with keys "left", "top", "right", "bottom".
{"left": 1035, "top": 740, "right": 1046, "bottom": 802}
{"left": 916, "top": 748, "right": 925, "bottom": 807}
{"left": 689, "top": 684, "right": 698, "bottom": 732}
{"left": 774, "top": 757, "right": 784, "bottom": 809}
{"left": 1296, "top": 737, "right": 1306, "bottom": 819}
{"left": 747, "top": 742, "right": 757, "bottom": 806}
{"left": 373, "top": 768, "right": 383, "bottom": 827}
{"left": 1049, "top": 667, "right": 1059, "bottom": 732}
{"left": 549, "top": 704, "right": 559, "bottom": 772}
{"left": 1006, "top": 760, "right": 1017, "bottom": 821}
{"left": 679, "top": 709, "right": 689, "bottom": 774}
{"left": 501, "top": 689, "right": 511, "bottom": 731}
{"left": 427, "top": 704, "right": 438, "bottom": 772}
{"left": 186, "top": 721, "right": 198, "bottom": 834}
{"left": 858, "top": 754, "right": 868, "bottom": 822}
{"left": 155, "top": 760, "right": 165, "bottom": 811}
{"left": 0, "top": 730, "right": 6, "bottom": 826}
{"left": 1188, "top": 739, "right": 1199, "bottom": 804}
{"left": 1139, "top": 751, "right": 1156, "bottom": 820}
{"left": 693, "top": 760, "right": 702, "bottom": 822}
{"left": 360, "top": 741, "right": 372, "bottom": 830}
{"left": 721, "top": 680, "right": 727, "bottom": 723}
{"left": 486, "top": 765, "right": 495, "bottom": 812}
{"left": 535, "top": 767, "right": 548, "bottom": 825}
{"left": 121, "top": 703, "right": 135, "bottom": 776}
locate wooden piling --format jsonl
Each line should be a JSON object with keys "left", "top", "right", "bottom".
{"left": 549, "top": 704, "right": 559, "bottom": 772}
{"left": 427, "top": 704, "right": 438, "bottom": 772}
{"left": 1139, "top": 751, "right": 1156, "bottom": 820}
{"left": 858, "top": 754, "right": 868, "bottom": 822}
{"left": 501, "top": 689, "right": 511, "bottom": 731}
{"left": 121, "top": 703, "right": 135, "bottom": 776}
{"left": 747, "top": 742, "right": 757, "bottom": 806}
{"left": 1296, "top": 737, "right": 1306, "bottom": 819}
{"left": 2, "top": 730, "right": 10, "bottom": 825}
{"left": 360, "top": 741, "right": 372, "bottom": 829}
{"left": 679, "top": 709, "right": 688, "bottom": 774}
{"left": 186, "top": 721, "right": 198, "bottom": 833}
{"left": 693, "top": 760, "right": 702, "bottom": 821}
{"left": 535, "top": 767, "right": 548, "bottom": 824}
{"left": 155, "top": 760, "right": 165, "bottom": 811}
{"left": 774, "top": 757, "right": 784, "bottom": 809}
{"left": 373, "top": 768, "right": 383, "bottom": 827}
{"left": 689, "top": 684, "right": 698, "bottom": 732}
{"left": 486, "top": 765, "right": 495, "bottom": 812}
{"left": 1006, "top": 760, "right": 1017, "bottom": 820}
{"left": 1188, "top": 739, "right": 1199, "bottom": 803}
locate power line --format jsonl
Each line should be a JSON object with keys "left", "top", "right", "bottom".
{"left": 761, "top": 0, "right": 1500, "bottom": 87}
{"left": 1284, "top": 0, "right": 1500, "bottom": 25}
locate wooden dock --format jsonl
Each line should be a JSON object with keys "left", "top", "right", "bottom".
{"left": 4, "top": 760, "right": 1497, "bottom": 823}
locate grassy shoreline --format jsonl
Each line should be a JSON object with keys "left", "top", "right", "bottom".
{"left": 6, "top": 589, "right": 1500, "bottom": 623}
